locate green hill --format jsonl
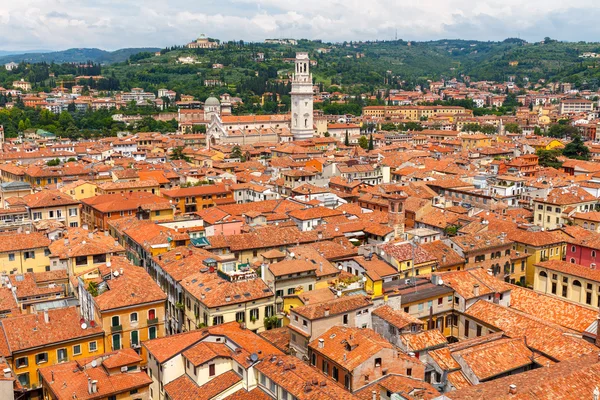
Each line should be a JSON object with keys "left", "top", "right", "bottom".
{"left": 0, "top": 47, "right": 161, "bottom": 65}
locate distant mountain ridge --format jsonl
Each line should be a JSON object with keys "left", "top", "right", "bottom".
{"left": 0, "top": 47, "right": 161, "bottom": 65}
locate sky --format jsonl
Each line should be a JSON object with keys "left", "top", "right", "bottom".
{"left": 2, "top": 0, "right": 600, "bottom": 51}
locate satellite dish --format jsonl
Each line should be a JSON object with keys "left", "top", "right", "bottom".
{"left": 81, "top": 322, "right": 87, "bottom": 330}
{"left": 113, "top": 271, "right": 119, "bottom": 277}
{"left": 289, "top": 252, "right": 295, "bottom": 259}
{"left": 106, "top": 262, "right": 112, "bottom": 268}
{"left": 438, "top": 279, "right": 444, "bottom": 285}
{"left": 91, "top": 360, "right": 97, "bottom": 368}
{"left": 250, "top": 353, "right": 259, "bottom": 362}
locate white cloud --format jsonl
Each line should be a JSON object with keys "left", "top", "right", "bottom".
{"left": 1, "top": 1, "right": 600, "bottom": 51}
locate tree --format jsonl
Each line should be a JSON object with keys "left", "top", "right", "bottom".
{"left": 358, "top": 135, "right": 369, "bottom": 149}
{"left": 547, "top": 123, "right": 578, "bottom": 138}
{"left": 170, "top": 146, "right": 190, "bottom": 162}
{"left": 536, "top": 149, "right": 563, "bottom": 168}
{"left": 323, "top": 131, "right": 330, "bottom": 137}
{"left": 344, "top": 131, "right": 350, "bottom": 146}
{"left": 562, "top": 135, "right": 590, "bottom": 160}
{"left": 368, "top": 134, "right": 374, "bottom": 151}
{"left": 46, "top": 158, "right": 60, "bottom": 166}
{"left": 231, "top": 145, "right": 244, "bottom": 161}
{"left": 504, "top": 123, "right": 522, "bottom": 134}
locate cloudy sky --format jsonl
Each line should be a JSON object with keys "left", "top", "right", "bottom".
{"left": 2, "top": 0, "right": 600, "bottom": 51}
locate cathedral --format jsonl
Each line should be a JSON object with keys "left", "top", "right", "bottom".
{"left": 179, "top": 52, "right": 315, "bottom": 147}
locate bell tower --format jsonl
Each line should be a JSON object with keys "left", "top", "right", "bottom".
{"left": 386, "top": 193, "right": 407, "bottom": 239}
{"left": 291, "top": 52, "right": 314, "bottom": 140}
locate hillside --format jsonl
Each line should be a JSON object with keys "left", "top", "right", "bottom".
{"left": 0, "top": 47, "right": 161, "bottom": 65}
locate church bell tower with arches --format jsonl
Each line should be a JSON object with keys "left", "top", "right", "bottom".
{"left": 291, "top": 52, "right": 314, "bottom": 140}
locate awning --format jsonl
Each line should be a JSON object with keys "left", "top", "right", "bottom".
{"left": 191, "top": 237, "right": 210, "bottom": 247}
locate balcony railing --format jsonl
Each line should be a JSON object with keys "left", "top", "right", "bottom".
{"left": 110, "top": 324, "right": 123, "bottom": 333}
{"left": 147, "top": 318, "right": 159, "bottom": 325}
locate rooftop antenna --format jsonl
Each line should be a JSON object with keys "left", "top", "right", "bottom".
{"left": 395, "top": 29, "right": 398, "bottom": 41}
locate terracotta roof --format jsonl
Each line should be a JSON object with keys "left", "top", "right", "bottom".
{"left": 448, "top": 352, "right": 600, "bottom": 400}
{"left": 399, "top": 329, "right": 448, "bottom": 352}
{"left": 372, "top": 305, "right": 424, "bottom": 330}
{"left": 39, "top": 350, "right": 151, "bottom": 400}
{"left": 22, "top": 190, "right": 79, "bottom": 208}
{"left": 465, "top": 300, "right": 598, "bottom": 361}
{"left": 164, "top": 371, "right": 241, "bottom": 400}
{"left": 292, "top": 295, "right": 372, "bottom": 320}
{"left": 180, "top": 271, "right": 273, "bottom": 308}
{"left": 0, "top": 231, "right": 50, "bottom": 252}
{"left": 509, "top": 285, "right": 597, "bottom": 333}
{"left": 86, "top": 257, "right": 166, "bottom": 311}
{"left": 0, "top": 307, "right": 103, "bottom": 355}
{"left": 536, "top": 259, "right": 600, "bottom": 282}
{"left": 454, "top": 337, "right": 535, "bottom": 381}
{"left": 255, "top": 354, "right": 360, "bottom": 400}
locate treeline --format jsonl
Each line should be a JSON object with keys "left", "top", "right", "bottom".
{"left": 0, "top": 104, "right": 177, "bottom": 139}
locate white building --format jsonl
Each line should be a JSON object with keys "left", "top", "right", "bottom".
{"left": 291, "top": 52, "right": 314, "bottom": 140}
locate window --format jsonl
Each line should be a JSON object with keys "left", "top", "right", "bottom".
{"left": 75, "top": 255, "right": 88, "bottom": 266}
{"left": 287, "top": 288, "right": 295, "bottom": 295}
{"left": 149, "top": 326, "right": 157, "bottom": 340}
{"left": 112, "top": 334, "right": 121, "bottom": 350}
{"left": 209, "top": 364, "right": 216, "bottom": 377}
{"left": 343, "top": 314, "right": 349, "bottom": 325}
{"left": 35, "top": 352, "right": 48, "bottom": 364}
{"left": 476, "top": 325, "right": 482, "bottom": 337}
{"left": 213, "top": 316, "right": 224, "bottom": 326}
{"left": 8, "top": 253, "right": 14, "bottom": 262}
{"left": 407, "top": 368, "right": 412, "bottom": 377}
{"left": 311, "top": 353, "right": 316, "bottom": 366}
{"left": 69, "top": 208, "right": 78, "bottom": 216}
{"left": 57, "top": 348, "right": 67, "bottom": 363}
{"left": 236, "top": 311, "right": 245, "bottom": 322}
{"left": 17, "top": 373, "right": 29, "bottom": 388}
{"left": 250, "top": 308, "right": 259, "bottom": 321}
{"left": 73, "top": 345, "right": 81, "bottom": 356}
{"left": 15, "top": 357, "right": 28, "bottom": 369}
{"left": 89, "top": 341, "right": 97, "bottom": 352}
{"left": 332, "top": 366, "right": 339, "bottom": 381}
{"left": 130, "top": 312, "right": 138, "bottom": 323}
{"left": 464, "top": 320, "right": 470, "bottom": 338}
{"left": 148, "top": 309, "right": 156, "bottom": 320}
{"left": 322, "top": 360, "right": 328, "bottom": 375}
{"left": 23, "top": 251, "right": 35, "bottom": 260}
{"left": 131, "top": 330, "right": 139, "bottom": 346}
{"left": 438, "top": 297, "right": 443, "bottom": 305}
{"left": 111, "top": 316, "right": 120, "bottom": 327}
{"left": 375, "top": 358, "right": 382, "bottom": 368}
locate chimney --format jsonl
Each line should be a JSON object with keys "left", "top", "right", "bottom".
{"left": 88, "top": 232, "right": 93, "bottom": 239}
{"left": 372, "top": 390, "right": 377, "bottom": 400}
{"left": 91, "top": 380, "right": 98, "bottom": 393}
{"left": 64, "top": 238, "right": 69, "bottom": 246}
{"left": 442, "top": 255, "right": 447, "bottom": 264}
{"left": 509, "top": 384, "right": 517, "bottom": 394}
{"left": 319, "top": 262, "right": 323, "bottom": 273}
{"left": 473, "top": 284, "right": 480, "bottom": 297}
{"left": 104, "top": 230, "right": 109, "bottom": 236}
{"left": 88, "top": 378, "right": 92, "bottom": 394}
{"left": 3, "top": 368, "right": 11, "bottom": 379}
{"left": 43, "top": 310, "right": 49, "bottom": 324}
{"left": 50, "top": 370, "right": 54, "bottom": 383}
{"left": 318, "top": 338, "right": 324, "bottom": 349}
{"left": 324, "top": 307, "right": 330, "bottom": 317}
{"left": 175, "top": 252, "right": 181, "bottom": 260}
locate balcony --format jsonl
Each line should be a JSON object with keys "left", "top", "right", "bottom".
{"left": 110, "top": 324, "right": 123, "bottom": 333}
{"left": 147, "top": 318, "right": 159, "bottom": 325}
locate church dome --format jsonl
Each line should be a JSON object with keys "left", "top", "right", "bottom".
{"left": 205, "top": 97, "right": 220, "bottom": 107}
